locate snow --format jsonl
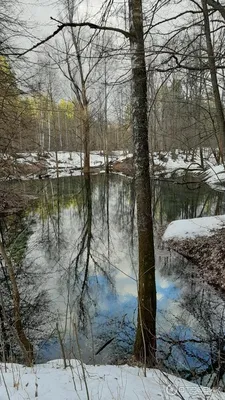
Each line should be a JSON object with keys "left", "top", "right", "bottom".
{"left": 0, "top": 359, "right": 223, "bottom": 400}
{"left": 16, "top": 152, "right": 39, "bottom": 163}
{"left": 2, "top": 148, "right": 225, "bottom": 189}
{"left": 17, "top": 151, "right": 111, "bottom": 169}
{"left": 163, "top": 215, "right": 225, "bottom": 241}
{"left": 13, "top": 149, "right": 204, "bottom": 179}
{"left": 0, "top": 150, "right": 135, "bottom": 180}
{"left": 154, "top": 155, "right": 191, "bottom": 172}
{"left": 203, "top": 164, "right": 225, "bottom": 186}
{"left": 8, "top": 151, "right": 116, "bottom": 180}
{"left": 153, "top": 150, "right": 203, "bottom": 174}
{"left": 117, "top": 153, "right": 133, "bottom": 162}
{"left": 152, "top": 150, "right": 225, "bottom": 190}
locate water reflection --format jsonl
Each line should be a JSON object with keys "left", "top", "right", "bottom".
{"left": 0, "top": 210, "right": 52, "bottom": 363}
{"left": 158, "top": 252, "right": 225, "bottom": 387}
{"left": 2, "top": 175, "right": 225, "bottom": 387}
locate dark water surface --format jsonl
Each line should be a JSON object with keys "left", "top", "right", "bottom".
{"left": 2, "top": 174, "right": 225, "bottom": 387}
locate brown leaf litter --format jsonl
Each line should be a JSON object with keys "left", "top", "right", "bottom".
{"left": 166, "top": 229, "right": 225, "bottom": 292}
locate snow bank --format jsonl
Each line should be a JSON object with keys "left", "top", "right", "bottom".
{"left": 154, "top": 150, "right": 203, "bottom": 171}
{"left": 154, "top": 153, "right": 194, "bottom": 172}
{"left": 117, "top": 153, "right": 133, "bottom": 162}
{"left": 17, "top": 151, "right": 110, "bottom": 169}
{"left": 15, "top": 150, "right": 203, "bottom": 176}
{"left": 163, "top": 215, "right": 225, "bottom": 241}
{"left": 204, "top": 164, "right": 225, "bottom": 186}
{"left": 11, "top": 151, "right": 118, "bottom": 180}
{"left": 0, "top": 359, "right": 223, "bottom": 400}
{"left": 115, "top": 150, "right": 204, "bottom": 176}
{"left": 3, "top": 149, "right": 225, "bottom": 185}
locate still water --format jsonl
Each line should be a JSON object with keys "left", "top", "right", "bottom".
{"left": 2, "top": 174, "right": 225, "bottom": 386}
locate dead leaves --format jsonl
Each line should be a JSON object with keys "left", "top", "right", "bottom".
{"left": 167, "top": 229, "right": 225, "bottom": 292}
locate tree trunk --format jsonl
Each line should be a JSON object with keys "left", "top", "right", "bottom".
{"left": 104, "top": 59, "right": 109, "bottom": 173}
{"left": 83, "top": 103, "right": 90, "bottom": 174}
{"left": 48, "top": 111, "right": 51, "bottom": 151}
{"left": 202, "top": 0, "right": 225, "bottom": 162}
{"left": 129, "top": 0, "right": 156, "bottom": 366}
{"left": 68, "top": 12, "right": 91, "bottom": 174}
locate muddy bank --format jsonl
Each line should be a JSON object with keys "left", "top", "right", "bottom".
{"left": 112, "top": 157, "right": 135, "bottom": 176}
{"left": 165, "top": 230, "right": 225, "bottom": 292}
{"left": 0, "top": 159, "right": 47, "bottom": 179}
{"left": 112, "top": 157, "right": 165, "bottom": 176}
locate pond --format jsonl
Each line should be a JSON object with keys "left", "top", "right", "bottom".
{"left": 1, "top": 174, "right": 225, "bottom": 388}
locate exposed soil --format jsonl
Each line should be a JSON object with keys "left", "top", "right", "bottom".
{"left": 0, "top": 159, "right": 47, "bottom": 179}
{"left": 165, "top": 229, "right": 225, "bottom": 292}
{"left": 112, "top": 158, "right": 135, "bottom": 176}
{"left": 112, "top": 157, "right": 165, "bottom": 176}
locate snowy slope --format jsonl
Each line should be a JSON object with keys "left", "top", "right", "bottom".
{"left": 163, "top": 215, "right": 225, "bottom": 240}
{"left": 0, "top": 359, "right": 223, "bottom": 400}
{"left": 203, "top": 165, "right": 225, "bottom": 186}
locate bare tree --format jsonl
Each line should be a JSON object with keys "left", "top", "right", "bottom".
{"left": 129, "top": 0, "right": 156, "bottom": 366}
{"left": 51, "top": 0, "right": 109, "bottom": 172}
{"left": 201, "top": 0, "right": 225, "bottom": 161}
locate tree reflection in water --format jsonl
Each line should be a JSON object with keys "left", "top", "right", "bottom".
{"left": 0, "top": 210, "right": 53, "bottom": 363}
{"left": 8, "top": 174, "right": 225, "bottom": 387}
{"left": 158, "top": 250, "right": 225, "bottom": 389}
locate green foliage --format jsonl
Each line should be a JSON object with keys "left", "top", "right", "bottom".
{"left": 58, "top": 99, "right": 76, "bottom": 119}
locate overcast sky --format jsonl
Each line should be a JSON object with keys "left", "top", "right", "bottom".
{"left": 18, "top": 0, "right": 183, "bottom": 53}
{"left": 19, "top": 0, "right": 111, "bottom": 44}
{"left": 14, "top": 0, "right": 184, "bottom": 105}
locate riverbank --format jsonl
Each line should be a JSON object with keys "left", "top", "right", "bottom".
{"left": 0, "top": 151, "right": 109, "bottom": 180}
{"left": 163, "top": 215, "right": 225, "bottom": 292}
{"left": 0, "top": 157, "right": 47, "bottom": 179}
{"left": 1, "top": 150, "right": 225, "bottom": 192}
{"left": 0, "top": 359, "right": 223, "bottom": 400}
{"left": 114, "top": 152, "right": 225, "bottom": 192}
{"left": 165, "top": 230, "right": 225, "bottom": 292}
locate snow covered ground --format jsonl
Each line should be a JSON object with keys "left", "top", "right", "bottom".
{"left": 151, "top": 149, "right": 225, "bottom": 189}
{"left": 15, "top": 151, "right": 122, "bottom": 179}
{"left": 17, "top": 151, "right": 124, "bottom": 166}
{"left": 2, "top": 149, "right": 225, "bottom": 189}
{"left": 153, "top": 151, "right": 225, "bottom": 190}
{"left": 119, "top": 150, "right": 225, "bottom": 190}
{"left": 163, "top": 215, "right": 225, "bottom": 241}
{"left": 0, "top": 359, "right": 223, "bottom": 400}
{"left": 13, "top": 149, "right": 205, "bottom": 179}
{"left": 202, "top": 164, "right": 225, "bottom": 188}
{"left": 153, "top": 151, "right": 203, "bottom": 174}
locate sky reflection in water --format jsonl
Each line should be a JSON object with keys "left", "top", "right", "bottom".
{"left": 20, "top": 174, "right": 225, "bottom": 384}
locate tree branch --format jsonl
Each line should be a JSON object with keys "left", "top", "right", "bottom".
{"left": 144, "top": 9, "right": 202, "bottom": 35}
{"left": 18, "top": 18, "right": 131, "bottom": 57}
{"left": 150, "top": 53, "right": 225, "bottom": 72}
{"left": 206, "top": 0, "right": 225, "bottom": 20}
